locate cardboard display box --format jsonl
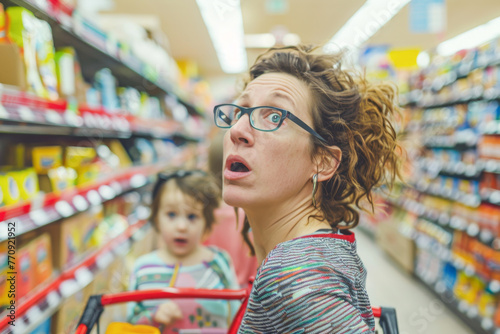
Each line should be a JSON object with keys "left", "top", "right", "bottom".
{"left": 376, "top": 218, "right": 415, "bottom": 274}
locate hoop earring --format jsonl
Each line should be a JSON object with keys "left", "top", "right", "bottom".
{"left": 312, "top": 173, "right": 318, "bottom": 208}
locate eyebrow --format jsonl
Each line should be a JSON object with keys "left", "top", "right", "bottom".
{"left": 238, "top": 91, "right": 296, "bottom": 110}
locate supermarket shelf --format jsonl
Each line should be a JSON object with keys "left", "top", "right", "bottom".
{"left": 0, "top": 217, "right": 150, "bottom": 334}
{"left": 0, "top": 161, "right": 167, "bottom": 242}
{"left": 0, "top": 86, "right": 184, "bottom": 139}
{"left": 414, "top": 274, "right": 497, "bottom": 334}
{"left": 0, "top": 0, "right": 203, "bottom": 117}
{"left": 384, "top": 195, "right": 499, "bottom": 249}
{"left": 412, "top": 180, "right": 481, "bottom": 208}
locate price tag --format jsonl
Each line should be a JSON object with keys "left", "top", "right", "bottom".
{"left": 0, "top": 104, "right": 8, "bottom": 119}
{"left": 59, "top": 279, "right": 80, "bottom": 298}
{"left": 481, "top": 318, "right": 494, "bottom": 331}
{"left": 96, "top": 251, "right": 114, "bottom": 270}
{"left": 130, "top": 174, "right": 148, "bottom": 189}
{"left": 46, "top": 110, "right": 63, "bottom": 124}
{"left": 29, "top": 209, "right": 51, "bottom": 226}
{"left": 98, "top": 185, "right": 115, "bottom": 200}
{"left": 75, "top": 266, "right": 94, "bottom": 288}
{"left": 18, "top": 106, "right": 36, "bottom": 122}
{"left": 12, "top": 317, "right": 28, "bottom": 334}
{"left": 72, "top": 195, "right": 89, "bottom": 212}
{"left": 46, "top": 290, "right": 61, "bottom": 309}
{"left": 466, "top": 306, "right": 478, "bottom": 319}
{"left": 25, "top": 306, "right": 43, "bottom": 326}
{"left": 136, "top": 206, "right": 151, "bottom": 221}
{"left": 466, "top": 223, "right": 480, "bottom": 237}
{"left": 55, "top": 201, "right": 74, "bottom": 218}
{"left": 110, "top": 181, "right": 122, "bottom": 195}
{"left": 114, "top": 240, "right": 131, "bottom": 256}
{"left": 0, "top": 222, "right": 8, "bottom": 241}
{"left": 87, "top": 190, "right": 102, "bottom": 206}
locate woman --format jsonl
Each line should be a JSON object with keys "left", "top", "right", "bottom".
{"left": 213, "top": 45, "right": 402, "bottom": 333}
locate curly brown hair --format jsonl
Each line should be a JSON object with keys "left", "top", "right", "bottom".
{"left": 239, "top": 45, "right": 404, "bottom": 255}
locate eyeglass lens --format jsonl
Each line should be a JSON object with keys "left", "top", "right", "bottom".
{"left": 215, "top": 105, "right": 283, "bottom": 131}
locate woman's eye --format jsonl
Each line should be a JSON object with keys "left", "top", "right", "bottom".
{"left": 187, "top": 213, "right": 198, "bottom": 221}
{"left": 166, "top": 211, "right": 176, "bottom": 219}
{"left": 266, "top": 112, "right": 281, "bottom": 124}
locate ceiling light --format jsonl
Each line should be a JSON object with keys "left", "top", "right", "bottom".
{"left": 245, "top": 34, "right": 276, "bottom": 48}
{"left": 323, "top": 0, "right": 411, "bottom": 54}
{"left": 437, "top": 16, "right": 500, "bottom": 56}
{"left": 196, "top": 0, "right": 247, "bottom": 73}
{"left": 283, "top": 33, "right": 301, "bottom": 46}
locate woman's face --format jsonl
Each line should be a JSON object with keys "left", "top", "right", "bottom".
{"left": 223, "top": 72, "right": 316, "bottom": 209}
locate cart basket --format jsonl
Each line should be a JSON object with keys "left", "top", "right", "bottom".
{"left": 74, "top": 288, "right": 399, "bottom": 334}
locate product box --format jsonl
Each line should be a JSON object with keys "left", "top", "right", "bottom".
{"left": 0, "top": 172, "right": 20, "bottom": 205}
{"left": 14, "top": 168, "right": 39, "bottom": 201}
{"left": 38, "top": 166, "right": 77, "bottom": 193}
{"left": 46, "top": 207, "right": 102, "bottom": 269}
{"left": 0, "top": 241, "right": 9, "bottom": 312}
{"left": 32, "top": 146, "right": 63, "bottom": 174}
{"left": 0, "top": 43, "right": 26, "bottom": 90}
{"left": 51, "top": 282, "right": 94, "bottom": 334}
{"left": 15, "top": 245, "right": 34, "bottom": 301}
{"left": 376, "top": 217, "right": 415, "bottom": 273}
{"left": 31, "top": 233, "right": 53, "bottom": 287}
{"left": 65, "top": 146, "right": 96, "bottom": 169}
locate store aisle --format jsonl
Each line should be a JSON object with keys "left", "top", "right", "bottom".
{"left": 356, "top": 231, "right": 473, "bottom": 334}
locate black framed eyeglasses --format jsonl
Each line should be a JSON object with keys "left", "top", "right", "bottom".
{"left": 152, "top": 169, "right": 207, "bottom": 199}
{"left": 213, "top": 104, "right": 327, "bottom": 144}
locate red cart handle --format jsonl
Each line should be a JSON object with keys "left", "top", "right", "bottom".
{"left": 75, "top": 287, "right": 398, "bottom": 334}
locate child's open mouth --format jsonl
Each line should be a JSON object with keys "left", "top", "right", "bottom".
{"left": 174, "top": 238, "right": 188, "bottom": 246}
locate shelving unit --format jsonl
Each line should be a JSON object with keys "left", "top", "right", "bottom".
{"left": 0, "top": 0, "right": 203, "bottom": 117}
{"left": 0, "top": 1, "right": 209, "bottom": 333}
{"left": 0, "top": 216, "right": 150, "bottom": 334}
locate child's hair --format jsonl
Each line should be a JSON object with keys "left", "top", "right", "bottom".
{"left": 239, "top": 45, "right": 404, "bottom": 254}
{"left": 149, "top": 167, "right": 221, "bottom": 232}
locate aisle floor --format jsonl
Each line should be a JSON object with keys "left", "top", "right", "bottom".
{"left": 356, "top": 230, "right": 474, "bottom": 334}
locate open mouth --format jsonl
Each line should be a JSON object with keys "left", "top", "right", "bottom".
{"left": 230, "top": 162, "right": 250, "bottom": 173}
{"left": 174, "top": 238, "right": 187, "bottom": 245}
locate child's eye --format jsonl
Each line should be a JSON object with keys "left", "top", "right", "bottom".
{"left": 166, "top": 211, "right": 177, "bottom": 219}
{"left": 187, "top": 213, "right": 198, "bottom": 221}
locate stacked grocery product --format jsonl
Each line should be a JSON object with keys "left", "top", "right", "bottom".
{"left": 0, "top": 1, "right": 211, "bottom": 334}
{"left": 370, "top": 37, "right": 500, "bottom": 333}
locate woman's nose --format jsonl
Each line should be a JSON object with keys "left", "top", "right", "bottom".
{"left": 229, "top": 114, "right": 254, "bottom": 145}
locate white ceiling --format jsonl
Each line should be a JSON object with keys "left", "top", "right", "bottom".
{"left": 107, "top": 0, "right": 500, "bottom": 76}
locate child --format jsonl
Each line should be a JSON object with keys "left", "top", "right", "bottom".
{"left": 128, "top": 168, "right": 240, "bottom": 333}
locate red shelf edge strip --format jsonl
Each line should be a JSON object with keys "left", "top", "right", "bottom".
{"left": 0, "top": 220, "right": 147, "bottom": 331}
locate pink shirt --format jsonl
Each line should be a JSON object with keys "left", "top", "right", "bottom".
{"left": 204, "top": 205, "right": 259, "bottom": 287}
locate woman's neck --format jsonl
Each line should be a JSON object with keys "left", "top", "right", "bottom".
{"left": 245, "top": 196, "right": 331, "bottom": 264}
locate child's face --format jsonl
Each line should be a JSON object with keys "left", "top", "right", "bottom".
{"left": 156, "top": 181, "right": 207, "bottom": 260}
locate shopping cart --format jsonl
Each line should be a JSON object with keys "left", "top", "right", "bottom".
{"left": 74, "top": 284, "right": 399, "bottom": 334}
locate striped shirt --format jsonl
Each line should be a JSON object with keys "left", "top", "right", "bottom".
{"left": 128, "top": 246, "right": 240, "bottom": 333}
{"left": 238, "top": 230, "right": 375, "bottom": 333}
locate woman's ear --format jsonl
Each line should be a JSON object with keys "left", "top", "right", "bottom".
{"left": 315, "top": 145, "right": 342, "bottom": 182}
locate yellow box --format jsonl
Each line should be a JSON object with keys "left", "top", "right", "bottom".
{"left": 76, "top": 163, "right": 100, "bottom": 186}
{"left": 0, "top": 241, "right": 9, "bottom": 310}
{"left": 65, "top": 146, "right": 96, "bottom": 169}
{"left": 47, "top": 167, "right": 76, "bottom": 193}
{"left": 0, "top": 173, "right": 20, "bottom": 205}
{"left": 13, "top": 168, "right": 39, "bottom": 201}
{"left": 32, "top": 146, "right": 63, "bottom": 174}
